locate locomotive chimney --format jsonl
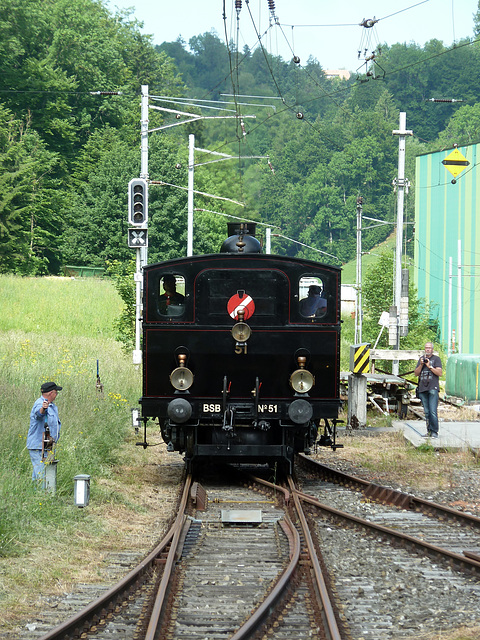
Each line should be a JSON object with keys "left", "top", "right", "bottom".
{"left": 220, "top": 222, "right": 261, "bottom": 254}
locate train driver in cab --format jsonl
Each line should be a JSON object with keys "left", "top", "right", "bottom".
{"left": 159, "top": 274, "right": 185, "bottom": 315}
{"left": 299, "top": 284, "right": 327, "bottom": 318}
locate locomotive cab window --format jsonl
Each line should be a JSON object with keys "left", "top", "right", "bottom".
{"left": 299, "top": 276, "right": 327, "bottom": 318}
{"left": 158, "top": 274, "right": 186, "bottom": 317}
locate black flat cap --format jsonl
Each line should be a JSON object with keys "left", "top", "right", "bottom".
{"left": 41, "top": 382, "right": 63, "bottom": 393}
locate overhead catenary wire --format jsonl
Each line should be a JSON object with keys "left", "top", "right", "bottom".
{"left": 272, "top": 233, "right": 341, "bottom": 263}
{"left": 211, "top": 1, "right": 479, "bottom": 155}
{"left": 195, "top": 207, "right": 280, "bottom": 228}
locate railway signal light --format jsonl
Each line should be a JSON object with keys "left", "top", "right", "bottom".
{"left": 128, "top": 178, "right": 148, "bottom": 226}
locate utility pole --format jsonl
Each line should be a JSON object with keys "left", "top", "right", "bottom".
{"left": 140, "top": 85, "right": 149, "bottom": 268}
{"left": 265, "top": 227, "right": 272, "bottom": 253}
{"left": 457, "top": 239, "right": 462, "bottom": 353}
{"left": 187, "top": 134, "right": 195, "bottom": 257}
{"left": 129, "top": 85, "right": 150, "bottom": 365}
{"left": 392, "top": 112, "right": 413, "bottom": 375}
{"left": 355, "top": 196, "right": 363, "bottom": 344}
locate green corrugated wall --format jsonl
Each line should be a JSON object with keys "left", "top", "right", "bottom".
{"left": 414, "top": 143, "right": 479, "bottom": 354}
{"left": 445, "top": 354, "right": 480, "bottom": 402}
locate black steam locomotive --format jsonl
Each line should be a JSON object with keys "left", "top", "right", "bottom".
{"left": 138, "top": 224, "right": 342, "bottom": 472}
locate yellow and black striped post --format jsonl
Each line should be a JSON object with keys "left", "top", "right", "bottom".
{"left": 348, "top": 343, "right": 370, "bottom": 429}
{"left": 349, "top": 343, "right": 371, "bottom": 375}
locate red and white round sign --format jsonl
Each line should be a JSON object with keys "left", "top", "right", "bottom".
{"left": 227, "top": 292, "right": 255, "bottom": 320}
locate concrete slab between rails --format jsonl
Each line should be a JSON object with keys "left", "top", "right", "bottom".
{"left": 392, "top": 420, "right": 480, "bottom": 451}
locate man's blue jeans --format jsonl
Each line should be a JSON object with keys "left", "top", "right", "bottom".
{"left": 29, "top": 449, "right": 45, "bottom": 481}
{"left": 418, "top": 389, "right": 439, "bottom": 434}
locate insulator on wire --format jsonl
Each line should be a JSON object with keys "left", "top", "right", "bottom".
{"left": 268, "top": 161, "right": 275, "bottom": 174}
{"left": 240, "top": 119, "right": 246, "bottom": 137}
{"left": 360, "top": 17, "right": 378, "bottom": 28}
{"left": 267, "top": 0, "right": 275, "bottom": 11}
{"left": 428, "top": 98, "right": 463, "bottom": 103}
{"left": 235, "top": 0, "right": 242, "bottom": 10}
{"left": 89, "top": 91, "right": 122, "bottom": 96}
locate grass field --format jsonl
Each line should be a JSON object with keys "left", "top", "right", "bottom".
{"left": 0, "top": 275, "right": 153, "bottom": 623}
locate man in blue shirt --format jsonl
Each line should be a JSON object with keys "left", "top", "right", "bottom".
{"left": 27, "top": 381, "right": 62, "bottom": 481}
{"left": 299, "top": 285, "right": 327, "bottom": 318}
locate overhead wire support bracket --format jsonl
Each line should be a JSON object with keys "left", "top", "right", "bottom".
{"left": 152, "top": 95, "right": 275, "bottom": 111}
{"left": 272, "top": 234, "right": 341, "bottom": 263}
{"left": 149, "top": 181, "right": 246, "bottom": 208}
{"left": 194, "top": 146, "right": 269, "bottom": 168}
{"left": 148, "top": 106, "right": 256, "bottom": 133}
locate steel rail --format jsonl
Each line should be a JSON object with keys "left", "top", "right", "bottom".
{"left": 248, "top": 473, "right": 343, "bottom": 640}
{"left": 287, "top": 476, "right": 343, "bottom": 640}
{"left": 295, "top": 488, "right": 480, "bottom": 577}
{"left": 229, "top": 514, "right": 301, "bottom": 640}
{"left": 38, "top": 475, "right": 192, "bottom": 640}
{"left": 38, "top": 530, "right": 175, "bottom": 640}
{"left": 298, "top": 453, "right": 480, "bottom": 530}
{"left": 247, "top": 473, "right": 290, "bottom": 503}
{"left": 144, "top": 473, "right": 193, "bottom": 640}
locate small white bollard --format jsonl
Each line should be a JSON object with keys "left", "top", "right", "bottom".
{"left": 43, "top": 460, "right": 58, "bottom": 494}
{"left": 74, "top": 474, "right": 91, "bottom": 507}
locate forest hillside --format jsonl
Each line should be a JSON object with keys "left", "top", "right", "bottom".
{"left": 1, "top": 0, "right": 480, "bottom": 275}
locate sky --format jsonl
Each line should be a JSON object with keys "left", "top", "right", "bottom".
{"left": 107, "top": 0, "right": 478, "bottom": 71}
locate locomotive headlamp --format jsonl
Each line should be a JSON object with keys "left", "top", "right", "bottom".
{"left": 289, "top": 356, "right": 314, "bottom": 393}
{"left": 170, "top": 353, "right": 194, "bottom": 391}
{"left": 231, "top": 322, "right": 251, "bottom": 342}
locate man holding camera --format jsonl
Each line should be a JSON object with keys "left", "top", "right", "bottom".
{"left": 414, "top": 343, "right": 442, "bottom": 438}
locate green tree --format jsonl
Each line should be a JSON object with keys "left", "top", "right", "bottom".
{"left": 436, "top": 102, "right": 480, "bottom": 147}
{"left": 0, "top": 0, "right": 183, "bottom": 161}
{"left": 375, "top": 39, "right": 480, "bottom": 141}
{"left": 0, "top": 105, "right": 63, "bottom": 274}
{"left": 61, "top": 128, "right": 138, "bottom": 266}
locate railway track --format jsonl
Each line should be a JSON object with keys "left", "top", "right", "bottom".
{"left": 296, "top": 454, "right": 480, "bottom": 638}
{"left": 32, "top": 468, "right": 344, "bottom": 640}
{"left": 25, "top": 459, "right": 480, "bottom": 640}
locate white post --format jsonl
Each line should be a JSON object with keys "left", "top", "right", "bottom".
{"left": 140, "top": 85, "right": 149, "bottom": 267}
{"left": 448, "top": 256, "right": 452, "bottom": 357}
{"left": 355, "top": 197, "right": 363, "bottom": 344}
{"left": 392, "top": 112, "right": 413, "bottom": 375}
{"left": 140, "top": 85, "right": 149, "bottom": 179}
{"left": 265, "top": 227, "right": 271, "bottom": 254}
{"left": 187, "top": 134, "right": 195, "bottom": 257}
{"left": 133, "top": 249, "right": 142, "bottom": 365}
{"left": 457, "top": 239, "right": 462, "bottom": 353}
{"left": 132, "top": 85, "right": 149, "bottom": 366}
